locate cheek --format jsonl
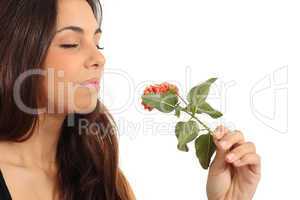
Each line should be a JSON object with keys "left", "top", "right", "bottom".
{"left": 42, "top": 49, "right": 98, "bottom": 114}
{"left": 43, "top": 66, "right": 99, "bottom": 114}
{"left": 44, "top": 46, "right": 84, "bottom": 81}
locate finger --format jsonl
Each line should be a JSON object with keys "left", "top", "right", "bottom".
{"left": 209, "top": 126, "right": 231, "bottom": 174}
{"left": 212, "top": 125, "right": 228, "bottom": 140}
{"left": 212, "top": 125, "right": 231, "bottom": 152}
{"left": 216, "top": 130, "right": 245, "bottom": 152}
{"left": 225, "top": 142, "right": 256, "bottom": 163}
{"left": 210, "top": 128, "right": 242, "bottom": 174}
{"left": 232, "top": 153, "right": 261, "bottom": 174}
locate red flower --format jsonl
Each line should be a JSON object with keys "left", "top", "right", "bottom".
{"left": 142, "top": 82, "right": 179, "bottom": 111}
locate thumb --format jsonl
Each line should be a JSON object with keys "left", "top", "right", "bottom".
{"left": 209, "top": 125, "right": 231, "bottom": 175}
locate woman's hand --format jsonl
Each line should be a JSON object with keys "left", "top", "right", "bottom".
{"left": 206, "top": 125, "right": 261, "bottom": 200}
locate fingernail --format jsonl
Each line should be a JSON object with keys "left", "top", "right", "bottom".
{"left": 218, "top": 125, "right": 224, "bottom": 132}
{"left": 213, "top": 131, "right": 221, "bottom": 138}
{"left": 226, "top": 153, "right": 235, "bottom": 162}
{"left": 219, "top": 141, "right": 228, "bottom": 150}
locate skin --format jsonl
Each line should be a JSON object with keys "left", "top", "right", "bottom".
{"left": 0, "top": 0, "right": 105, "bottom": 199}
{"left": 206, "top": 125, "right": 261, "bottom": 200}
{"left": 0, "top": 0, "right": 260, "bottom": 199}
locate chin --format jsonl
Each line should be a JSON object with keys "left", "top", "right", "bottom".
{"left": 73, "top": 97, "right": 98, "bottom": 114}
{"left": 70, "top": 86, "right": 99, "bottom": 114}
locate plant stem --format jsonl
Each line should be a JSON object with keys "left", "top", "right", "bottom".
{"left": 177, "top": 94, "right": 188, "bottom": 106}
{"left": 199, "top": 128, "right": 208, "bottom": 132}
{"left": 163, "top": 95, "right": 213, "bottom": 134}
{"left": 181, "top": 109, "right": 213, "bottom": 134}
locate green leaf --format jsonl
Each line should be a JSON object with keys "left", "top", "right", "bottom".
{"left": 187, "top": 78, "right": 217, "bottom": 105}
{"left": 177, "top": 143, "right": 188, "bottom": 152}
{"left": 196, "top": 101, "right": 223, "bottom": 119}
{"left": 185, "top": 104, "right": 197, "bottom": 115}
{"left": 175, "top": 105, "right": 181, "bottom": 118}
{"left": 142, "top": 91, "right": 179, "bottom": 113}
{"left": 195, "top": 133, "right": 216, "bottom": 169}
{"left": 175, "top": 120, "right": 200, "bottom": 152}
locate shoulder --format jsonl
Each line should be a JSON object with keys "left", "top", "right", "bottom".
{"left": 0, "top": 142, "right": 21, "bottom": 170}
{"left": 0, "top": 142, "right": 11, "bottom": 166}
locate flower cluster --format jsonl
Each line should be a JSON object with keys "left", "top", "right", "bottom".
{"left": 142, "top": 82, "right": 179, "bottom": 111}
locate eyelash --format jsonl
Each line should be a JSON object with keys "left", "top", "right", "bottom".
{"left": 96, "top": 45, "right": 104, "bottom": 50}
{"left": 60, "top": 44, "right": 104, "bottom": 50}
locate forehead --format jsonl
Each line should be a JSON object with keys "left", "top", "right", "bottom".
{"left": 56, "top": 0, "right": 99, "bottom": 32}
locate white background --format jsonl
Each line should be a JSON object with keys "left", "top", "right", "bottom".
{"left": 98, "top": 0, "right": 299, "bottom": 199}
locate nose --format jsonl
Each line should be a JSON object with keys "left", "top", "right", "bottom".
{"left": 84, "top": 46, "right": 106, "bottom": 69}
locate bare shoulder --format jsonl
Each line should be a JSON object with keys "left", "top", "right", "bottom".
{"left": 0, "top": 142, "right": 32, "bottom": 200}
{"left": 0, "top": 142, "right": 9, "bottom": 165}
{"left": 0, "top": 141, "right": 22, "bottom": 176}
{"left": 0, "top": 141, "right": 13, "bottom": 165}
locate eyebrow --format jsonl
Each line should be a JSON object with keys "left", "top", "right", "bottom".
{"left": 55, "top": 26, "right": 102, "bottom": 35}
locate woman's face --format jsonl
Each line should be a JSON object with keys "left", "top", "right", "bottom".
{"left": 42, "top": 0, "right": 105, "bottom": 114}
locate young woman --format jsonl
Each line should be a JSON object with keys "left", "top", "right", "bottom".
{"left": 0, "top": 0, "right": 261, "bottom": 199}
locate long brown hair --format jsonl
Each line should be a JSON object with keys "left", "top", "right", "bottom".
{"left": 0, "top": 0, "right": 135, "bottom": 199}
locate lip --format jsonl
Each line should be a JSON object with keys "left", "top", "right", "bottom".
{"left": 79, "top": 77, "right": 100, "bottom": 90}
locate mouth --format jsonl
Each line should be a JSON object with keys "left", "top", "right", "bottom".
{"left": 78, "top": 78, "right": 100, "bottom": 90}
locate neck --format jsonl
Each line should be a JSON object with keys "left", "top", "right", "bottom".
{"left": 8, "top": 113, "right": 67, "bottom": 173}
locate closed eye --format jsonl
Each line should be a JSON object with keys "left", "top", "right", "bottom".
{"left": 60, "top": 44, "right": 78, "bottom": 48}
{"left": 60, "top": 44, "right": 104, "bottom": 50}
